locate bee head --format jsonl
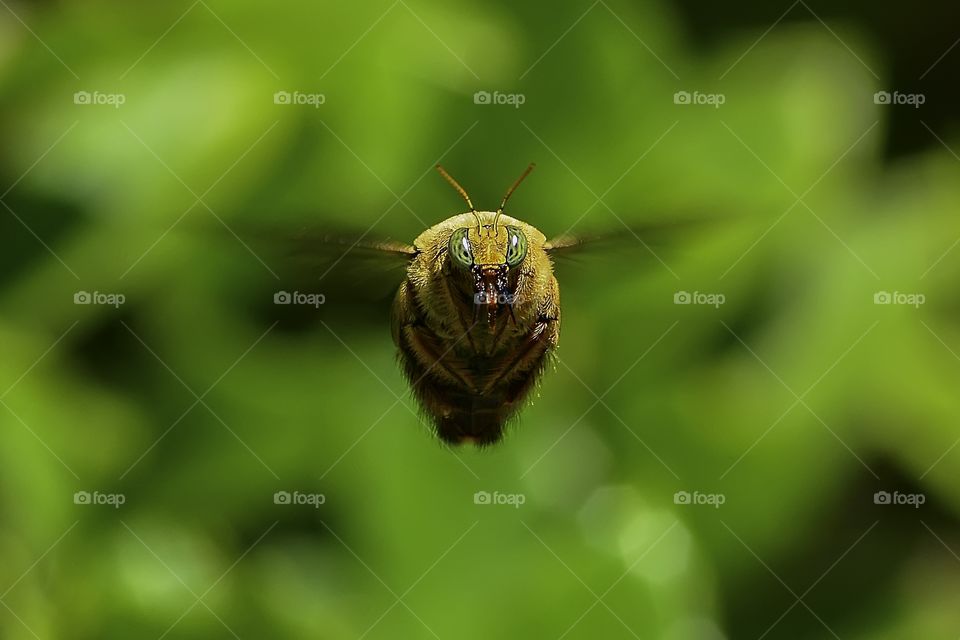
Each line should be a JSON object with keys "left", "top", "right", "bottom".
{"left": 436, "top": 164, "right": 535, "bottom": 311}
{"left": 447, "top": 223, "right": 527, "bottom": 302}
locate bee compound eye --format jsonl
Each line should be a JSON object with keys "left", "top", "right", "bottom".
{"left": 448, "top": 228, "right": 473, "bottom": 267}
{"left": 505, "top": 226, "right": 527, "bottom": 267}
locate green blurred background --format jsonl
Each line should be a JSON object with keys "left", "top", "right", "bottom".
{"left": 1, "top": 0, "right": 959, "bottom": 638}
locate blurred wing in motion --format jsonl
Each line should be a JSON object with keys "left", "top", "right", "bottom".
{"left": 290, "top": 231, "right": 416, "bottom": 277}
{"left": 217, "top": 221, "right": 419, "bottom": 326}
{"left": 281, "top": 228, "right": 417, "bottom": 301}
{"left": 544, "top": 217, "right": 707, "bottom": 268}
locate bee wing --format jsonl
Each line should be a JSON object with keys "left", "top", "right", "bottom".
{"left": 281, "top": 228, "right": 417, "bottom": 299}
{"left": 215, "top": 219, "right": 417, "bottom": 312}
{"left": 541, "top": 217, "right": 726, "bottom": 287}
{"left": 543, "top": 232, "right": 602, "bottom": 255}
{"left": 289, "top": 230, "right": 415, "bottom": 273}
{"left": 544, "top": 217, "right": 710, "bottom": 264}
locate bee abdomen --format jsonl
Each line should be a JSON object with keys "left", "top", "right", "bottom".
{"left": 437, "top": 392, "right": 512, "bottom": 445}
{"left": 392, "top": 277, "right": 560, "bottom": 446}
{"left": 396, "top": 324, "right": 558, "bottom": 446}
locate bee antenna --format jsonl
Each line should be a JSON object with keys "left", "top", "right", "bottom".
{"left": 435, "top": 165, "right": 482, "bottom": 233}
{"left": 494, "top": 163, "right": 535, "bottom": 233}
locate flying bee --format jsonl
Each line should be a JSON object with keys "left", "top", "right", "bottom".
{"left": 261, "top": 164, "right": 690, "bottom": 447}
{"left": 391, "top": 164, "right": 561, "bottom": 446}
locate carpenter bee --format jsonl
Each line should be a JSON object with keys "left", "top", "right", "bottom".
{"left": 267, "top": 164, "right": 683, "bottom": 447}
{"left": 391, "top": 164, "right": 563, "bottom": 446}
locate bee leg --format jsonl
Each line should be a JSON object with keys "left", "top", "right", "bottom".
{"left": 441, "top": 275, "right": 479, "bottom": 354}
{"left": 480, "top": 316, "right": 558, "bottom": 396}
{"left": 401, "top": 324, "right": 477, "bottom": 393}
{"left": 398, "top": 340, "right": 499, "bottom": 444}
{"left": 394, "top": 279, "right": 477, "bottom": 391}
{"left": 489, "top": 308, "right": 514, "bottom": 352}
